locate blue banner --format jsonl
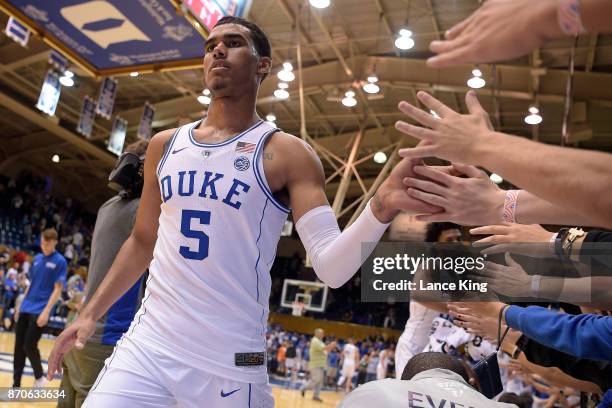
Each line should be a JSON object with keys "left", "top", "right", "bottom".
{"left": 5, "top": 0, "right": 205, "bottom": 73}
{"left": 5, "top": 16, "right": 29, "bottom": 47}
{"left": 77, "top": 95, "right": 96, "bottom": 138}
{"left": 108, "top": 117, "right": 127, "bottom": 156}
{"left": 181, "top": 0, "right": 252, "bottom": 33}
{"left": 49, "top": 50, "right": 69, "bottom": 73}
{"left": 36, "top": 70, "right": 61, "bottom": 116}
{"left": 96, "top": 77, "right": 117, "bottom": 120}
{"left": 137, "top": 102, "right": 156, "bottom": 141}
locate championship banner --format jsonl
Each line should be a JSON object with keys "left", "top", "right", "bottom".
{"left": 4, "top": 15, "right": 29, "bottom": 46}
{"left": 0, "top": 0, "right": 206, "bottom": 76}
{"left": 35, "top": 70, "right": 61, "bottom": 116}
{"left": 49, "top": 50, "right": 69, "bottom": 73}
{"left": 96, "top": 77, "right": 117, "bottom": 120}
{"left": 77, "top": 95, "right": 96, "bottom": 138}
{"left": 137, "top": 102, "right": 156, "bottom": 141}
{"left": 108, "top": 117, "right": 127, "bottom": 156}
{"left": 177, "top": 0, "right": 252, "bottom": 34}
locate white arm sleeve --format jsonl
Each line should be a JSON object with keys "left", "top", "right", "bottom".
{"left": 295, "top": 200, "right": 390, "bottom": 289}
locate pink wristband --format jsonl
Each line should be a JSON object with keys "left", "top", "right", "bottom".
{"left": 558, "top": 0, "right": 586, "bottom": 36}
{"left": 503, "top": 190, "right": 520, "bottom": 223}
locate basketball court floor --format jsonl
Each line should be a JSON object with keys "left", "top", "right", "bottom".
{"left": 0, "top": 332, "right": 343, "bottom": 408}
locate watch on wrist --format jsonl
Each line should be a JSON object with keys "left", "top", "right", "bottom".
{"left": 555, "top": 228, "right": 569, "bottom": 260}
{"left": 562, "top": 227, "right": 585, "bottom": 259}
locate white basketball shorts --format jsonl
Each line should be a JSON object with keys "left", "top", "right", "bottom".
{"left": 83, "top": 336, "right": 274, "bottom": 408}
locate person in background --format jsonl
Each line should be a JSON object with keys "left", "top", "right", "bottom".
{"left": 301, "top": 328, "right": 337, "bottom": 402}
{"left": 326, "top": 346, "right": 339, "bottom": 389}
{"left": 14, "top": 228, "right": 66, "bottom": 388}
{"left": 58, "top": 140, "right": 148, "bottom": 408}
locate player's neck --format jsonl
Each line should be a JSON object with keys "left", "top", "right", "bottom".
{"left": 204, "top": 93, "right": 259, "bottom": 132}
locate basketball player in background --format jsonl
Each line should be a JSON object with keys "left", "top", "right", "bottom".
{"left": 395, "top": 222, "right": 462, "bottom": 378}
{"left": 338, "top": 337, "right": 359, "bottom": 393}
{"left": 48, "top": 16, "right": 440, "bottom": 407}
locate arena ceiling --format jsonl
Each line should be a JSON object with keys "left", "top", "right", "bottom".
{"left": 1, "top": 0, "right": 612, "bottom": 220}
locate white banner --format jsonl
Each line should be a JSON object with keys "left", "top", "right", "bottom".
{"left": 35, "top": 70, "right": 61, "bottom": 116}
{"left": 77, "top": 96, "right": 96, "bottom": 138}
{"left": 5, "top": 16, "right": 30, "bottom": 47}
{"left": 108, "top": 117, "right": 127, "bottom": 156}
{"left": 137, "top": 102, "right": 155, "bottom": 140}
{"left": 96, "top": 77, "right": 118, "bottom": 119}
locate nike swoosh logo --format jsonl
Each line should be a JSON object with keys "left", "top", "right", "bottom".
{"left": 172, "top": 147, "right": 188, "bottom": 154}
{"left": 220, "top": 388, "right": 240, "bottom": 398}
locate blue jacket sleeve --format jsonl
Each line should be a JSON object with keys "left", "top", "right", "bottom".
{"left": 505, "top": 305, "right": 612, "bottom": 361}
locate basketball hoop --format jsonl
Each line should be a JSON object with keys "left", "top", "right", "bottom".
{"left": 291, "top": 300, "right": 305, "bottom": 317}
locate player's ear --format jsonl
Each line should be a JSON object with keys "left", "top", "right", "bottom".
{"left": 257, "top": 56, "right": 272, "bottom": 77}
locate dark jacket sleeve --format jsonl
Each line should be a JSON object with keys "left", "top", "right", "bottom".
{"left": 505, "top": 305, "right": 612, "bottom": 360}
{"left": 520, "top": 336, "right": 612, "bottom": 391}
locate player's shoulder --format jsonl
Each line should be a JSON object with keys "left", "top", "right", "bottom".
{"left": 267, "top": 130, "right": 316, "bottom": 155}
{"left": 150, "top": 128, "right": 178, "bottom": 148}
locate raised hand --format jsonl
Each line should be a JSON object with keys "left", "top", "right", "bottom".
{"left": 427, "top": 0, "right": 562, "bottom": 68}
{"left": 396, "top": 91, "right": 495, "bottom": 165}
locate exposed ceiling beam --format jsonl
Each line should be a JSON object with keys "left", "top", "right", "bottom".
{"left": 0, "top": 90, "right": 116, "bottom": 168}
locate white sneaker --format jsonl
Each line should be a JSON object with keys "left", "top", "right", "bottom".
{"left": 33, "top": 377, "right": 48, "bottom": 388}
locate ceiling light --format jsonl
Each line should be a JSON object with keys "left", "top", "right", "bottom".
{"left": 283, "top": 62, "right": 293, "bottom": 71}
{"left": 63, "top": 70, "right": 74, "bottom": 78}
{"left": 203, "top": 88, "right": 211, "bottom": 95}
{"left": 309, "top": 0, "right": 330, "bottom": 8}
{"left": 277, "top": 69, "right": 295, "bottom": 82}
{"left": 363, "top": 82, "right": 380, "bottom": 94}
{"left": 278, "top": 82, "right": 289, "bottom": 89}
{"left": 274, "top": 89, "right": 290, "bottom": 100}
{"left": 467, "top": 68, "right": 486, "bottom": 89}
{"left": 130, "top": 72, "right": 139, "bottom": 77}
{"left": 395, "top": 29, "right": 414, "bottom": 50}
{"left": 59, "top": 76, "right": 74, "bottom": 87}
{"left": 367, "top": 74, "right": 378, "bottom": 83}
{"left": 524, "top": 106, "right": 542, "bottom": 125}
{"left": 51, "top": 154, "right": 60, "bottom": 163}
{"left": 373, "top": 151, "right": 387, "bottom": 164}
{"left": 266, "top": 113, "right": 276, "bottom": 122}
{"left": 342, "top": 91, "right": 357, "bottom": 107}
{"left": 489, "top": 173, "right": 503, "bottom": 184}
{"left": 197, "top": 95, "right": 211, "bottom": 105}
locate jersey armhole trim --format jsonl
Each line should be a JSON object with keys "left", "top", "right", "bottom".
{"left": 156, "top": 127, "right": 181, "bottom": 177}
{"left": 253, "top": 129, "right": 291, "bottom": 214}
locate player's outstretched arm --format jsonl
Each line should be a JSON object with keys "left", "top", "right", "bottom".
{"left": 47, "top": 128, "right": 175, "bottom": 380}
{"left": 275, "top": 134, "right": 441, "bottom": 288}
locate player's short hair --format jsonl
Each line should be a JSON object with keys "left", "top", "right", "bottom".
{"left": 213, "top": 16, "right": 271, "bottom": 81}
{"left": 425, "top": 222, "right": 461, "bottom": 243}
{"left": 41, "top": 228, "right": 58, "bottom": 241}
{"left": 401, "top": 352, "right": 470, "bottom": 383}
{"left": 214, "top": 16, "right": 271, "bottom": 59}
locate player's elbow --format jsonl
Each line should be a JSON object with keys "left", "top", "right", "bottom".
{"left": 313, "top": 266, "right": 347, "bottom": 289}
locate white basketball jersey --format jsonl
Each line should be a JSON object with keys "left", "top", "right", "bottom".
{"left": 423, "top": 314, "right": 470, "bottom": 353}
{"left": 343, "top": 343, "right": 358, "bottom": 366}
{"left": 125, "top": 119, "right": 289, "bottom": 383}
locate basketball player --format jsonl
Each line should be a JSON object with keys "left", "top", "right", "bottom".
{"left": 395, "top": 222, "right": 462, "bottom": 378}
{"left": 338, "top": 337, "right": 359, "bottom": 393}
{"left": 47, "top": 16, "right": 439, "bottom": 407}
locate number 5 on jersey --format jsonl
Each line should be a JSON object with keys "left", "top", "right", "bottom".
{"left": 180, "top": 209, "right": 210, "bottom": 260}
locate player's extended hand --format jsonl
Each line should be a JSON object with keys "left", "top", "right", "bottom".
{"left": 471, "top": 223, "right": 555, "bottom": 257}
{"left": 47, "top": 316, "right": 96, "bottom": 380}
{"left": 403, "top": 163, "right": 505, "bottom": 226}
{"left": 427, "top": 0, "right": 562, "bottom": 68}
{"left": 396, "top": 91, "right": 495, "bottom": 165}
{"left": 372, "top": 156, "right": 444, "bottom": 222}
